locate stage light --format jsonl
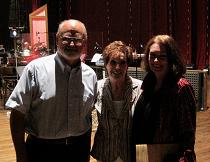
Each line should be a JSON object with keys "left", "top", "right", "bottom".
{"left": 10, "top": 29, "right": 19, "bottom": 38}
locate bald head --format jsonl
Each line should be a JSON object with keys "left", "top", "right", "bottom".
{"left": 56, "top": 19, "right": 87, "bottom": 40}
{"left": 56, "top": 19, "right": 87, "bottom": 65}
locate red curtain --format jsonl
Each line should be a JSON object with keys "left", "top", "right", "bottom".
{"left": 170, "top": 0, "right": 193, "bottom": 66}
{"left": 32, "top": 0, "right": 42, "bottom": 11}
{"left": 195, "top": 0, "right": 209, "bottom": 69}
{"left": 25, "top": 0, "right": 210, "bottom": 69}
{"left": 0, "top": 0, "right": 10, "bottom": 49}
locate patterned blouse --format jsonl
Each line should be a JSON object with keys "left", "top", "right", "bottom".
{"left": 133, "top": 72, "right": 197, "bottom": 161}
{"left": 91, "top": 76, "right": 142, "bottom": 162}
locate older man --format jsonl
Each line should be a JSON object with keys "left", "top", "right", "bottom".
{"left": 6, "top": 19, "right": 97, "bottom": 162}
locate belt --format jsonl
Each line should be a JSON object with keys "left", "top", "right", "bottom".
{"left": 27, "top": 134, "right": 83, "bottom": 145}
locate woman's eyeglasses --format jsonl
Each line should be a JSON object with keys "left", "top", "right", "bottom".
{"left": 149, "top": 53, "right": 168, "bottom": 61}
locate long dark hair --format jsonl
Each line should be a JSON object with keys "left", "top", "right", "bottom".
{"left": 142, "top": 35, "right": 186, "bottom": 79}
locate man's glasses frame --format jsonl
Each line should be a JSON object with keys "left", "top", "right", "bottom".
{"left": 60, "top": 36, "right": 84, "bottom": 45}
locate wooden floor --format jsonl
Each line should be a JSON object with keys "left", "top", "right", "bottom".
{"left": 0, "top": 108, "right": 210, "bottom": 162}
{"left": 0, "top": 110, "right": 16, "bottom": 162}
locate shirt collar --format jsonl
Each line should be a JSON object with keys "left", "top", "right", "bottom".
{"left": 55, "top": 52, "right": 81, "bottom": 73}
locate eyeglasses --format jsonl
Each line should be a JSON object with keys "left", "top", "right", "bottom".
{"left": 61, "top": 36, "right": 84, "bottom": 45}
{"left": 109, "top": 60, "right": 127, "bottom": 66}
{"left": 149, "top": 53, "right": 168, "bottom": 61}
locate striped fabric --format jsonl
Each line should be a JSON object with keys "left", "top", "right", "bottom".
{"left": 91, "top": 76, "right": 142, "bottom": 162}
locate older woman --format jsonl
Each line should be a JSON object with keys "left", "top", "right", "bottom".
{"left": 91, "top": 41, "right": 142, "bottom": 162}
{"left": 133, "top": 35, "right": 196, "bottom": 162}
